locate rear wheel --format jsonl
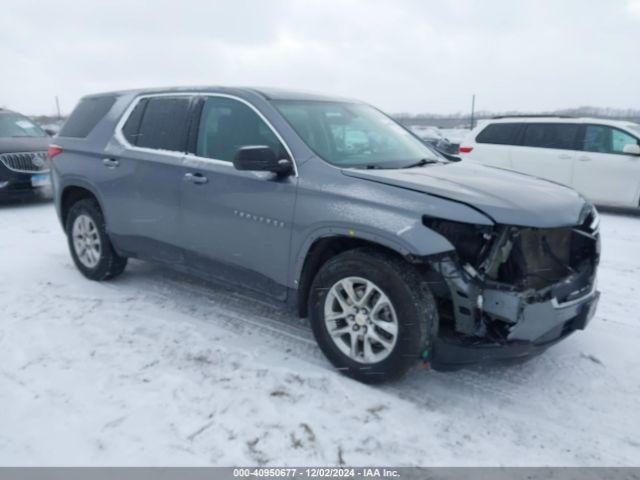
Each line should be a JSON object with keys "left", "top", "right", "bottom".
{"left": 309, "top": 248, "right": 438, "bottom": 383}
{"left": 66, "top": 198, "right": 127, "bottom": 281}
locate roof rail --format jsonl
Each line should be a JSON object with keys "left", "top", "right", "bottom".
{"left": 491, "top": 114, "right": 576, "bottom": 119}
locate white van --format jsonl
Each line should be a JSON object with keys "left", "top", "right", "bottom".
{"left": 459, "top": 117, "right": 640, "bottom": 208}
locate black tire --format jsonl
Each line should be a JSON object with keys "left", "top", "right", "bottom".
{"left": 309, "top": 248, "right": 438, "bottom": 383}
{"left": 65, "top": 198, "right": 127, "bottom": 281}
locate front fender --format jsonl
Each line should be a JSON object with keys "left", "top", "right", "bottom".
{"left": 289, "top": 158, "right": 496, "bottom": 288}
{"left": 290, "top": 220, "right": 455, "bottom": 287}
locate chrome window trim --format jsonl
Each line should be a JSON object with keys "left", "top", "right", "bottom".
{"left": 113, "top": 92, "right": 299, "bottom": 177}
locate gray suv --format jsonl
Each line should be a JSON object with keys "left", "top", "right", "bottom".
{"left": 50, "top": 87, "right": 600, "bottom": 383}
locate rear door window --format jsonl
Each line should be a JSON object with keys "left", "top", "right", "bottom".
{"left": 134, "top": 96, "right": 192, "bottom": 152}
{"left": 59, "top": 96, "right": 116, "bottom": 138}
{"left": 521, "top": 123, "right": 579, "bottom": 150}
{"left": 476, "top": 123, "right": 523, "bottom": 145}
{"left": 582, "top": 125, "right": 611, "bottom": 153}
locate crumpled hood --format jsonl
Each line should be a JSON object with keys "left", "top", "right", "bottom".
{"left": 0, "top": 137, "right": 50, "bottom": 154}
{"left": 342, "top": 161, "right": 588, "bottom": 228}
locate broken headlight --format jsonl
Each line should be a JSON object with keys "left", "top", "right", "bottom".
{"left": 422, "top": 216, "right": 494, "bottom": 269}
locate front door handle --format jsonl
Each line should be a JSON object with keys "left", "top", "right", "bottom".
{"left": 578, "top": 156, "right": 592, "bottom": 162}
{"left": 184, "top": 172, "right": 208, "bottom": 185}
{"left": 102, "top": 158, "right": 119, "bottom": 168}
{"left": 558, "top": 154, "right": 572, "bottom": 160}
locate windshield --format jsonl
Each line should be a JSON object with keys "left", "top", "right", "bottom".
{"left": 0, "top": 113, "right": 47, "bottom": 138}
{"left": 273, "top": 100, "right": 441, "bottom": 168}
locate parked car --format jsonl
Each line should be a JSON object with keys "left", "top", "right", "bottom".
{"left": 459, "top": 116, "right": 640, "bottom": 209}
{"left": 0, "top": 108, "right": 51, "bottom": 200}
{"left": 50, "top": 88, "right": 600, "bottom": 383}
{"left": 410, "top": 125, "right": 459, "bottom": 158}
{"left": 439, "top": 128, "right": 470, "bottom": 150}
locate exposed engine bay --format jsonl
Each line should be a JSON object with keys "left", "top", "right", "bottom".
{"left": 424, "top": 208, "right": 600, "bottom": 346}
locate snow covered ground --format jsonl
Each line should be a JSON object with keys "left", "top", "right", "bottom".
{"left": 1, "top": 200, "right": 639, "bottom": 466}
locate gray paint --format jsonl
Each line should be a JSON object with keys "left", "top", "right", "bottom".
{"left": 52, "top": 86, "right": 591, "bottom": 304}
{"left": 342, "top": 161, "right": 588, "bottom": 228}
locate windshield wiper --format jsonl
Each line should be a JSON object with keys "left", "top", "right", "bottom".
{"left": 401, "top": 158, "right": 440, "bottom": 169}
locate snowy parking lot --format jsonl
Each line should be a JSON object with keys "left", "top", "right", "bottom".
{"left": 1, "top": 200, "right": 639, "bottom": 466}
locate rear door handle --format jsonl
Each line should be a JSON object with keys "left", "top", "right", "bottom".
{"left": 184, "top": 172, "right": 208, "bottom": 185}
{"left": 578, "top": 156, "right": 592, "bottom": 162}
{"left": 102, "top": 158, "right": 119, "bottom": 168}
{"left": 558, "top": 154, "right": 572, "bottom": 160}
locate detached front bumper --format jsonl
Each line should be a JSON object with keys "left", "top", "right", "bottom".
{"left": 427, "top": 250, "right": 600, "bottom": 370}
{"left": 430, "top": 288, "right": 599, "bottom": 370}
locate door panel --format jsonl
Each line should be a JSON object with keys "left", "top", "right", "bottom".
{"left": 180, "top": 158, "right": 296, "bottom": 299}
{"left": 179, "top": 95, "right": 297, "bottom": 299}
{"left": 509, "top": 145, "right": 575, "bottom": 185}
{"left": 100, "top": 95, "right": 193, "bottom": 260}
{"left": 121, "top": 150, "right": 185, "bottom": 260}
{"left": 573, "top": 125, "right": 640, "bottom": 207}
{"left": 573, "top": 152, "right": 640, "bottom": 206}
{"left": 100, "top": 141, "right": 185, "bottom": 261}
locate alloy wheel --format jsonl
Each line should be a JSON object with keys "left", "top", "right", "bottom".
{"left": 323, "top": 276, "right": 399, "bottom": 364}
{"left": 72, "top": 214, "right": 102, "bottom": 268}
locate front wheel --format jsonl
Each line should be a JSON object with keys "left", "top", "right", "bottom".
{"left": 309, "top": 248, "right": 438, "bottom": 383}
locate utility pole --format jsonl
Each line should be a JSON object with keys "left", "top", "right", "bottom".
{"left": 55, "top": 96, "right": 61, "bottom": 120}
{"left": 470, "top": 94, "right": 476, "bottom": 129}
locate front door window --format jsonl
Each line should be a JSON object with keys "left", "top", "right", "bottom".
{"left": 611, "top": 128, "right": 638, "bottom": 154}
{"left": 196, "top": 97, "right": 285, "bottom": 162}
{"left": 582, "top": 125, "right": 639, "bottom": 155}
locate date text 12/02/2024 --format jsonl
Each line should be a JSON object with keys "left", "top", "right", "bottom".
{"left": 233, "top": 468, "right": 400, "bottom": 478}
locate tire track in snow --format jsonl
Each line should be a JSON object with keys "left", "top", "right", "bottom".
{"left": 93, "top": 261, "right": 637, "bottom": 457}
{"left": 101, "top": 262, "right": 326, "bottom": 366}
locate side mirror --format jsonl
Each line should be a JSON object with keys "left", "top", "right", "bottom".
{"left": 44, "top": 128, "right": 57, "bottom": 137}
{"left": 233, "top": 146, "right": 293, "bottom": 175}
{"left": 622, "top": 144, "right": 640, "bottom": 156}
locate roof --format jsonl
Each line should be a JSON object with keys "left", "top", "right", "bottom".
{"left": 249, "top": 87, "right": 356, "bottom": 102}
{"left": 485, "top": 116, "right": 640, "bottom": 129}
{"left": 83, "top": 86, "right": 358, "bottom": 104}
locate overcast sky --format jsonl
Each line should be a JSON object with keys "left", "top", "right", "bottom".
{"left": 1, "top": 0, "right": 639, "bottom": 116}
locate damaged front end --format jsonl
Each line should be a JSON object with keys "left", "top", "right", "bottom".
{"left": 424, "top": 207, "right": 601, "bottom": 368}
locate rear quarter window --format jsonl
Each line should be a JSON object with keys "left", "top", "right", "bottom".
{"left": 59, "top": 96, "right": 116, "bottom": 138}
{"left": 476, "top": 123, "right": 523, "bottom": 145}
